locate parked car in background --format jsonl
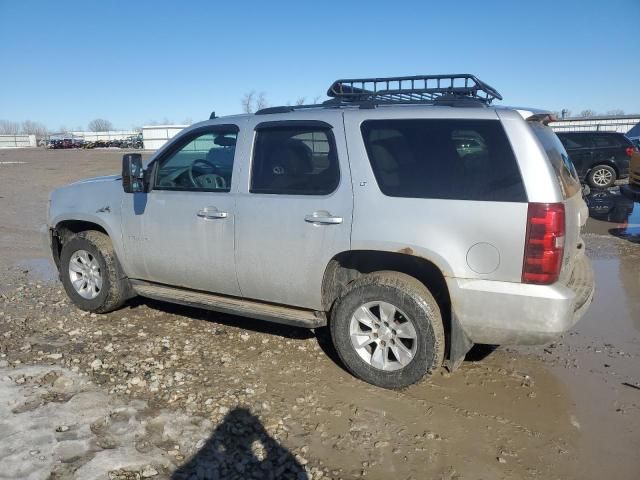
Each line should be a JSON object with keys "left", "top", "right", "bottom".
{"left": 622, "top": 139, "right": 640, "bottom": 199}
{"left": 556, "top": 131, "right": 634, "bottom": 188}
{"left": 47, "top": 74, "right": 594, "bottom": 389}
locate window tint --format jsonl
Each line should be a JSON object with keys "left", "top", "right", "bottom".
{"left": 155, "top": 130, "right": 237, "bottom": 192}
{"left": 592, "top": 134, "right": 620, "bottom": 148}
{"left": 530, "top": 123, "right": 581, "bottom": 198}
{"left": 361, "top": 119, "right": 526, "bottom": 202}
{"left": 558, "top": 133, "right": 592, "bottom": 149}
{"left": 251, "top": 126, "right": 339, "bottom": 195}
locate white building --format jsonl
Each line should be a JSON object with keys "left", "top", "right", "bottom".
{"left": 0, "top": 134, "right": 37, "bottom": 148}
{"left": 141, "top": 125, "right": 188, "bottom": 150}
{"left": 550, "top": 115, "right": 640, "bottom": 138}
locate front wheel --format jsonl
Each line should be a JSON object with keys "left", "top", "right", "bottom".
{"left": 59, "top": 231, "right": 129, "bottom": 313}
{"left": 330, "top": 271, "right": 445, "bottom": 389}
{"left": 588, "top": 164, "right": 616, "bottom": 188}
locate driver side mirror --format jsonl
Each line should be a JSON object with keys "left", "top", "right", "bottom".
{"left": 122, "top": 153, "right": 144, "bottom": 193}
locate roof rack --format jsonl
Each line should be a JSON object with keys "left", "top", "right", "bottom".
{"left": 326, "top": 74, "right": 502, "bottom": 107}
{"left": 252, "top": 74, "right": 503, "bottom": 115}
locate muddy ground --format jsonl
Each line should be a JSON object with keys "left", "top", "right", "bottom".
{"left": 0, "top": 148, "right": 639, "bottom": 480}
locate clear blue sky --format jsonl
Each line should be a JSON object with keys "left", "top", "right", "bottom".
{"left": 1, "top": 0, "right": 638, "bottom": 131}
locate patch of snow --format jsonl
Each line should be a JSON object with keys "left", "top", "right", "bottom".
{"left": 0, "top": 366, "right": 214, "bottom": 480}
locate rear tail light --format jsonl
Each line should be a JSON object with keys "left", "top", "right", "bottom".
{"left": 522, "top": 203, "right": 565, "bottom": 285}
{"left": 626, "top": 147, "right": 635, "bottom": 157}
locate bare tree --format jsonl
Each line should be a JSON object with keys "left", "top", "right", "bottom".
{"left": 605, "top": 109, "right": 625, "bottom": 116}
{"left": 288, "top": 94, "right": 323, "bottom": 106}
{"left": 256, "top": 91, "right": 268, "bottom": 111}
{"left": 21, "top": 120, "right": 48, "bottom": 138}
{"left": 241, "top": 91, "right": 269, "bottom": 113}
{"left": 58, "top": 126, "right": 69, "bottom": 135}
{"left": 241, "top": 91, "right": 256, "bottom": 113}
{"left": 88, "top": 118, "right": 114, "bottom": 132}
{"left": 0, "top": 120, "right": 20, "bottom": 134}
{"left": 579, "top": 109, "right": 597, "bottom": 118}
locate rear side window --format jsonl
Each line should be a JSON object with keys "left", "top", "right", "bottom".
{"left": 251, "top": 126, "right": 339, "bottom": 195}
{"left": 592, "top": 134, "right": 621, "bottom": 148}
{"left": 529, "top": 123, "right": 581, "bottom": 198}
{"left": 361, "top": 119, "right": 526, "bottom": 202}
{"left": 558, "top": 133, "right": 592, "bottom": 149}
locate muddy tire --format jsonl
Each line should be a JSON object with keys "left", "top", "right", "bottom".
{"left": 59, "top": 230, "right": 129, "bottom": 313}
{"left": 330, "top": 271, "right": 445, "bottom": 389}
{"left": 587, "top": 164, "right": 616, "bottom": 188}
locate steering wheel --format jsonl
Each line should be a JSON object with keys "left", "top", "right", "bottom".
{"left": 188, "top": 159, "right": 225, "bottom": 189}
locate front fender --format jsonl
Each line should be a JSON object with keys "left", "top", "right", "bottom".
{"left": 48, "top": 180, "right": 126, "bottom": 274}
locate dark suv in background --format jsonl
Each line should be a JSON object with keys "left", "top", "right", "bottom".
{"left": 556, "top": 131, "right": 635, "bottom": 188}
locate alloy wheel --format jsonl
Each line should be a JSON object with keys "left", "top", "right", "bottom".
{"left": 349, "top": 301, "right": 418, "bottom": 371}
{"left": 68, "top": 249, "right": 103, "bottom": 299}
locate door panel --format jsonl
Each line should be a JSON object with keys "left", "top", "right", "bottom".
{"left": 139, "top": 191, "right": 239, "bottom": 294}
{"left": 234, "top": 116, "right": 353, "bottom": 309}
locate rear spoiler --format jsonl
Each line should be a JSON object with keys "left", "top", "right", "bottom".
{"left": 525, "top": 112, "right": 558, "bottom": 125}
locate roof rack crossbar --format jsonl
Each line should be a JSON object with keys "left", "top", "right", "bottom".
{"left": 327, "top": 74, "right": 502, "bottom": 106}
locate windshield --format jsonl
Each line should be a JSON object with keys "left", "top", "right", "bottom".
{"left": 529, "top": 122, "right": 581, "bottom": 198}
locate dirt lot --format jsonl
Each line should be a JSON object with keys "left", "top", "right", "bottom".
{"left": 1, "top": 148, "right": 639, "bottom": 480}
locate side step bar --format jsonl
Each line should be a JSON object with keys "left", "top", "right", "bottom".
{"left": 130, "top": 280, "right": 327, "bottom": 329}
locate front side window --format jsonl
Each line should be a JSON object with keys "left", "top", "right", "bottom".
{"left": 361, "top": 119, "right": 526, "bottom": 202}
{"left": 250, "top": 125, "right": 339, "bottom": 195}
{"left": 155, "top": 129, "right": 237, "bottom": 192}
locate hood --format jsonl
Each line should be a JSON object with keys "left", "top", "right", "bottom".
{"left": 69, "top": 174, "right": 121, "bottom": 186}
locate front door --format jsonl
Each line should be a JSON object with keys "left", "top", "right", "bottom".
{"left": 121, "top": 125, "right": 241, "bottom": 296}
{"left": 234, "top": 117, "right": 353, "bottom": 309}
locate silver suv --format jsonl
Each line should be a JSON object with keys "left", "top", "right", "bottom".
{"left": 47, "top": 74, "right": 594, "bottom": 388}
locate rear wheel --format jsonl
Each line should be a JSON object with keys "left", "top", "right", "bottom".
{"left": 60, "top": 231, "right": 129, "bottom": 313}
{"left": 330, "top": 271, "right": 445, "bottom": 389}
{"left": 588, "top": 164, "right": 616, "bottom": 188}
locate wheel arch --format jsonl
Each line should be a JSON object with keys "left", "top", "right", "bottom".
{"left": 588, "top": 160, "right": 619, "bottom": 176}
{"left": 321, "top": 250, "right": 452, "bottom": 342}
{"left": 50, "top": 218, "right": 112, "bottom": 270}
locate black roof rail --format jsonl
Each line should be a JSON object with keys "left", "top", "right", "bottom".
{"left": 255, "top": 104, "right": 328, "bottom": 115}
{"left": 255, "top": 106, "right": 295, "bottom": 115}
{"left": 327, "top": 74, "right": 502, "bottom": 107}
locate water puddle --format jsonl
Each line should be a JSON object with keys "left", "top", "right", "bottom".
{"left": 585, "top": 186, "right": 640, "bottom": 242}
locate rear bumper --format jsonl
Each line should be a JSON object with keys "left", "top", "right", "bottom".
{"left": 448, "top": 253, "right": 594, "bottom": 345}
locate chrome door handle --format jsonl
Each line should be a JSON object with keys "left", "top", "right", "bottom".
{"left": 197, "top": 207, "right": 228, "bottom": 219}
{"left": 305, "top": 212, "right": 343, "bottom": 225}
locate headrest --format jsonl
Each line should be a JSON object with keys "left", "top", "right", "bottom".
{"left": 214, "top": 135, "right": 236, "bottom": 147}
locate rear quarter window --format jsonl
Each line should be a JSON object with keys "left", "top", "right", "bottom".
{"left": 592, "top": 134, "right": 621, "bottom": 147}
{"left": 557, "top": 133, "right": 591, "bottom": 149}
{"left": 361, "top": 119, "right": 527, "bottom": 202}
{"left": 530, "top": 123, "right": 581, "bottom": 198}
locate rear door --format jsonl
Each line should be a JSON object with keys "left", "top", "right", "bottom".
{"left": 558, "top": 133, "right": 594, "bottom": 179}
{"left": 234, "top": 116, "right": 353, "bottom": 309}
{"left": 591, "top": 133, "right": 623, "bottom": 165}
